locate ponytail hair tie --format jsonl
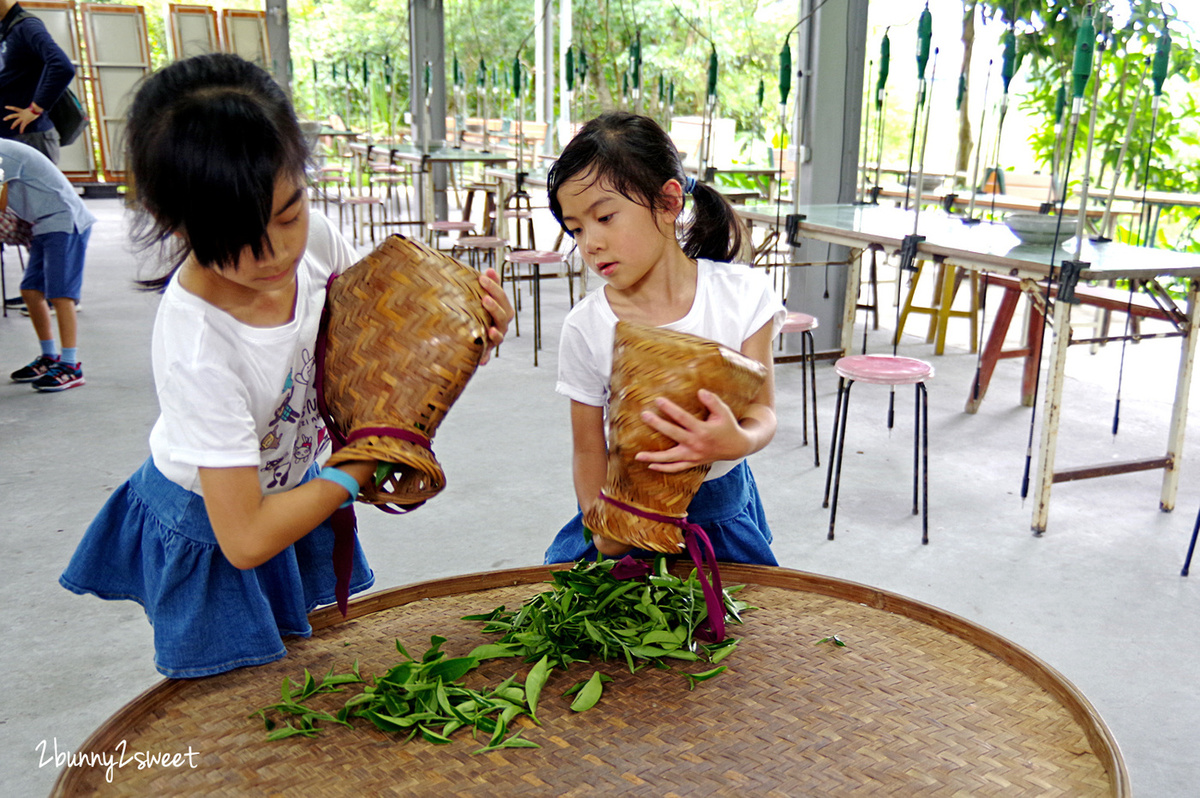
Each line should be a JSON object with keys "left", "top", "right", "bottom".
{"left": 683, "top": 175, "right": 697, "bottom": 195}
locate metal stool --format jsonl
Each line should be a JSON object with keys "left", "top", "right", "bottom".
{"left": 343, "top": 194, "right": 385, "bottom": 246}
{"left": 428, "top": 220, "right": 477, "bottom": 249}
{"left": 773, "top": 311, "right": 820, "bottom": 466}
{"left": 461, "top": 182, "right": 499, "bottom": 236}
{"left": 823, "top": 354, "right": 933, "bottom": 544}
{"left": 451, "top": 235, "right": 507, "bottom": 273}
{"left": 504, "top": 249, "right": 563, "bottom": 367}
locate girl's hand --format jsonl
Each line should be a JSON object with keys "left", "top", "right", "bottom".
{"left": 634, "top": 389, "right": 751, "bottom": 473}
{"left": 478, "top": 267, "right": 513, "bottom": 365}
{"left": 593, "top": 531, "right": 633, "bottom": 557}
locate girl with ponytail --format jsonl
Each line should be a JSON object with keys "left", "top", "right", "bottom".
{"left": 544, "top": 111, "right": 785, "bottom": 566}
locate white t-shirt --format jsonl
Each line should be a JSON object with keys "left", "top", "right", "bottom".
{"left": 148, "top": 213, "right": 358, "bottom": 495}
{"left": 555, "top": 258, "right": 786, "bottom": 480}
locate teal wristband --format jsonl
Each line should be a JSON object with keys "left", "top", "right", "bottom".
{"left": 317, "top": 465, "right": 359, "bottom": 508}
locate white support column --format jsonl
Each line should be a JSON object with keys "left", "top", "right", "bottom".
{"left": 409, "top": 0, "right": 448, "bottom": 217}
{"left": 785, "top": 0, "right": 867, "bottom": 355}
{"left": 558, "top": 0, "right": 572, "bottom": 149}
{"left": 534, "top": 0, "right": 556, "bottom": 154}
{"left": 264, "top": 0, "right": 290, "bottom": 94}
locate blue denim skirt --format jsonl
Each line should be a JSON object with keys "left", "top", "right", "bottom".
{"left": 544, "top": 460, "right": 778, "bottom": 566}
{"left": 60, "top": 457, "right": 374, "bottom": 679}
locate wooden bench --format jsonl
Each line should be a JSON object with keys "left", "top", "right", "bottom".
{"left": 965, "top": 273, "right": 1184, "bottom": 413}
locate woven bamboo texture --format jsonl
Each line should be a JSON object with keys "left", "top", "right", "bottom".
{"left": 53, "top": 564, "right": 1126, "bottom": 797}
{"left": 322, "top": 234, "right": 489, "bottom": 509}
{"left": 584, "top": 322, "right": 768, "bottom": 552}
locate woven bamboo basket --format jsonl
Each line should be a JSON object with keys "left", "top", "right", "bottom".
{"left": 51, "top": 564, "right": 1128, "bottom": 797}
{"left": 321, "top": 234, "right": 489, "bottom": 509}
{"left": 583, "top": 321, "right": 767, "bottom": 552}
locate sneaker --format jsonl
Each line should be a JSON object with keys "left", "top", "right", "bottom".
{"left": 32, "top": 361, "right": 84, "bottom": 392}
{"left": 4, "top": 296, "right": 25, "bottom": 309}
{"left": 10, "top": 354, "right": 59, "bottom": 382}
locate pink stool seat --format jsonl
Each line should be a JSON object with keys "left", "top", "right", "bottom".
{"left": 835, "top": 354, "right": 933, "bottom": 385}
{"left": 780, "top": 311, "right": 818, "bottom": 334}
{"left": 505, "top": 250, "right": 564, "bottom": 265}
{"left": 456, "top": 235, "right": 507, "bottom": 249}
{"left": 428, "top": 220, "right": 476, "bottom": 232}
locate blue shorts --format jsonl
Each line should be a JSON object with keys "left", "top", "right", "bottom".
{"left": 20, "top": 227, "right": 90, "bottom": 301}
{"left": 544, "top": 460, "right": 779, "bottom": 566}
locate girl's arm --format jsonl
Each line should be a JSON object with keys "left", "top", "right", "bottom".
{"left": 569, "top": 400, "right": 608, "bottom": 513}
{"left": 197, "top": 460, "right": 375, "bottom": 570}
{"left": 634, "top": 319, "right": 777, "bottom": 473}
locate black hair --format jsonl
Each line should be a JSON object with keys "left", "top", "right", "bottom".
{"left": 127, "top": 53, "right": 309, "bottom": 289}
{"left": 546, "top": 111, "right": 746, "bottom": 263}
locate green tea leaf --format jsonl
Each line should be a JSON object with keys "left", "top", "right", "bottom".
{"left": 525, "top": 655, "right": 551, "bottom": 722}
{"left": 467, "top": 643, "right": 521, "bottom": 660}
{"left": 684, "top": 666, "right": 727, "bottom": 690}
{"left": 569, "top": 671, "right": 605, "bottom": 712}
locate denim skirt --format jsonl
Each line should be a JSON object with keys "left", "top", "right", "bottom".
{"left": 60, "top": 457, "right": 375, "bottom": 679}
{"left": 544, "top": 460, "right": 778, "bottom": 566}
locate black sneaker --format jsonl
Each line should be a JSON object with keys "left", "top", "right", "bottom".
{"left": 32, "top": 360, "right": 84, "bottom": 392}
{"left": 11, "top": 354, "right": 59, "bottom": 382}
{"left": 4, "top": 296, "right": 25, "bottom": 310}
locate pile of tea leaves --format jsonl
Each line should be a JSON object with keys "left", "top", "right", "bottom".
{"left": 253, "top": 555, "right": 753, "bottom": 751}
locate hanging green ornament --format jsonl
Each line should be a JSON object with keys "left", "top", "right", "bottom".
{"left": 779, "top": 42, "right": 791, "bottom": 105}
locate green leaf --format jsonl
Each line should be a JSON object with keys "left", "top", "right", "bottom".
{"left": 468, "top": 643, "right": 521, "bottom": 660}
{"left": 684, "top": 666, "right": 727, "bottom": 690}
{"left": 419, "top": 725, "right": 454, "bottom": 744}
{"left": 427, "top": 656, "right": 480, "bottom": 683}
{"left": 569, "top": 671, "right": 605, "bottom": 712}
{"left": 524, "top": 655, "right": 551, "bottom": 722}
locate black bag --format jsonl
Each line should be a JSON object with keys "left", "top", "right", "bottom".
{"left": 47, "top": 86, "right": 87, "bottom": 146}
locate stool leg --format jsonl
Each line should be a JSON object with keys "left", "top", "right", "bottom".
{"left": 823, "top": 376, "right": 845, "bottom": 509}
{"left": 824, "top": 378, "right": 854, "bottom": 541}
{"left": 800, "top": 335, "right": 810, "bottom": 447}
{"left": 919, "top": 382, "right": 929, "bottom": 544}
{"left": 913, "top": 384, "right": 921, "bottom": 516}
{"left": 1182, "top": 504, "right": 1200, "bottom": 576}
{"left": 804, "top": 330, "right": 820, "bottom": 467}
{"left": 533, "top": 262, "right": 541, "bottom": 367}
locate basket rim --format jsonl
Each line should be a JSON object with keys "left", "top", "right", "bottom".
{"left": 52, "top": 562, "right": 1128, "bottom": 798}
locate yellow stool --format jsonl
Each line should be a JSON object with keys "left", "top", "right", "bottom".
{"left": 894, "top": 257, "right": 980, "bottom": 355}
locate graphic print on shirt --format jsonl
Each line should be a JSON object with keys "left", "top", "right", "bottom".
{"left": 265, "top": 453, "right": 290, "bottom": 488}
{"left": 257, "top": 350, "right": 325, "bottom": 491}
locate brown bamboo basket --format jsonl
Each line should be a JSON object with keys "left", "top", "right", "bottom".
{"left": 321, "top": 234, "right": 490, "bottom": 509}
{"left": 52, "top": 564, "right": 1128, "bottom": 796}
{"left": 583, "top": 321, "right": 767, "bottom": 552}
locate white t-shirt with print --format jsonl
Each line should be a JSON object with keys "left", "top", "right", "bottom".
{"left": 148, "top": 213, "right": 358, "bottom": 495}
{"left": 555, "top": 258, "right": 785, "bottom": 480}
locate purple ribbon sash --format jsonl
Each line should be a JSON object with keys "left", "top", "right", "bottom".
{"left": 599, "top": 492, "right": 726, "bottom": 642}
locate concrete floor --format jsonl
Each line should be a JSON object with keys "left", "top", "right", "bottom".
{"left": 3, "top": 196, "right": 1199, "bottom": 796}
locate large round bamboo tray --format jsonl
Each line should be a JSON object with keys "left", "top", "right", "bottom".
{"left": 52, "top": 565, "right": 1127, "bottom": 797}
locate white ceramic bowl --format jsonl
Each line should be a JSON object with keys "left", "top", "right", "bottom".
{"left": 1004, "top": 212, "right": 1071, "bottom": 246}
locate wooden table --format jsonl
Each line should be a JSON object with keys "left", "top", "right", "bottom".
{"left": 737, "top": 202, "right": 1200, "bottom": 535}
{"left": 355, "top": 142, "right": 516, "bottom": 237}
{"left": 1092, "top": 186, "right": 1200, "bottom": 245}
